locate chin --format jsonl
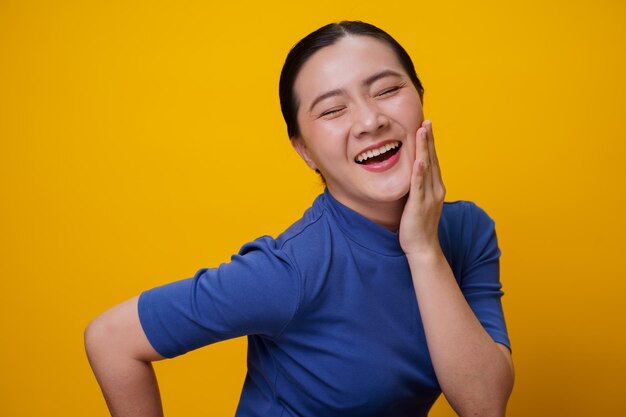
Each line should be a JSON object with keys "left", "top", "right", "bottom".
{"left": 367, "top": 181, "right": 410, "bottom": 203}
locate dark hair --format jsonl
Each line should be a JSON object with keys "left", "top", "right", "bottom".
{"left": 279, "top": 21, "right": 425, "bottom": 139}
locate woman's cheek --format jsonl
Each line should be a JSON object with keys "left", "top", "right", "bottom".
{"left": 400, "top": 92, "right": 423, "bottom": 116}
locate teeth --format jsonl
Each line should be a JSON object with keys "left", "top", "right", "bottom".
{"left": 356, "top": 141, "right": 400, "bottom": 163}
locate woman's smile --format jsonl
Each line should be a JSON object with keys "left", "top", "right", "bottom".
{"left": 354, "top": 140, "right": 402, "bottom": 172}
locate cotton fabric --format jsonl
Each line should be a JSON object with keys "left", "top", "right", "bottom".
{"left": 138, "top": 189, "right": 509, "bottom": 416}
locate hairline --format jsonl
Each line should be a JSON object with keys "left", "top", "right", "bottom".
{"left": 291, "top": 33, "right": 414, "bottom": 140}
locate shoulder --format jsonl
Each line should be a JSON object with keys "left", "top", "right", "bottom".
{"left": 275, "top": 201, "right": 327, "bottom": 249}
{"left": 441, "top": 200, "right": 496, "bottom": 242}
{"left": 271, "top": 195, "right": 335, "bottom": 262}
{"left": 439, "top": 201, "right": 499, "bottom": 277}
{"left": 234, "top": 194, "right": 332, "bottom": 280}
{"left": 442, "top": 200, "right": 494, "bottom": 227}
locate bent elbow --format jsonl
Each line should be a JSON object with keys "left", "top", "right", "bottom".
{"left": 84, "top": 314, "right": 114, "bottom": 361}
{"left": 84, "top": 297, "right": 164, "bottom": 363}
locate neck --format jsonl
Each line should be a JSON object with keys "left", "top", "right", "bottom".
{"left": 329, "top": 189, "right": 407, "bottom": 232}
{"left": 361, "top": 198, "right": 406, "bottom": 232}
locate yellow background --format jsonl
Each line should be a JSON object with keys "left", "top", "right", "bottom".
{"left": 1, "top": 0, "right": 625, "bottom": 415}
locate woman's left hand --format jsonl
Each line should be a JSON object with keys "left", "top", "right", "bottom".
{"left": 399, "top": 120, "right": 446, "bottom": 256}
{"left": 400, "top": 120, "right": 513, "bottom": 415}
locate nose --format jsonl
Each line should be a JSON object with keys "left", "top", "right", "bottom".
{"left": 350, "top": 101, "right": 389, "bottom": 138}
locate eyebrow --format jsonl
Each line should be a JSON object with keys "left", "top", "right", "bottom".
{"left": 307, "top": 69, "right": 404, "bottom": 113}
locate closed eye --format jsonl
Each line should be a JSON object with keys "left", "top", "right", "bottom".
{"left": 376, "top": 82, "right": 407, "bottom": 97}
{"left": 320, "top": 107, "right": 346, "bottom": 118}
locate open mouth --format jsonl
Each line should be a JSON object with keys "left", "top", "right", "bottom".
{"left": 355, "top": 141, "right": 402, "bottom": 165}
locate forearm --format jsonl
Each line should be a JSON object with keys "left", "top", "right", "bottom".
{"left": 86, "top": 345, "right": 163, "bottom": 417}
{"left": 407, "top": 250, "right": 513, "bottom": 416}
{"left": 85, "top": 296, "right": 165, "bottom": 417}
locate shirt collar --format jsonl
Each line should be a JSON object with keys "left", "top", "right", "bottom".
{"left": 319, "top": 188, "right": 405, "bottom": 257}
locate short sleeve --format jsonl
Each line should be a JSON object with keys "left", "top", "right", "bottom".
{"left": 459, "top": 202, "right": 511, "bottom": 350}
{"left": 137, "top": 236, "right": 302, "bottom": 358}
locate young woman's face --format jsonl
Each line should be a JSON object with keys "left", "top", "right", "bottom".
{"left": 292, "top": 36, "right": 424, "bottom": 214}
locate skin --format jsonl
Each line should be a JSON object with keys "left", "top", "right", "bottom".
{"left": 292, "top": 36, "right": 514, "bottom": 416}
{"left": 84, "top": 297, "right": 164, "bottom": 417}
{"left": 85, "top": 34, "right": 514, "bottom": 417}
{"left": 291, "top": 36, "right": 423, "bottom": 231}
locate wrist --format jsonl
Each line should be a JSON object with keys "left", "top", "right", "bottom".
{"left": 404, "top": 245, "right": 446, "bottom": 264}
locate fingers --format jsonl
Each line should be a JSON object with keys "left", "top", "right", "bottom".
{"left": 413, "top": 120, "right": 445, "bottom": 201}
{"left": 412, "top": 123, "right": 430, "bottom": 200}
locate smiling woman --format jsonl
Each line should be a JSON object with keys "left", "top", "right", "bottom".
{"left": 85, "top": 21, "right": 513, "bottom": 417}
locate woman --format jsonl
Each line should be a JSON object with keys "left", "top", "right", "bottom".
{"left": 85, "top": 21, "right": 514, "bottom": 417}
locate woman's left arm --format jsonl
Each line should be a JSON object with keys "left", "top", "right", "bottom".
{"left": 399, "top": 121, "right": 514, "bottom": 417}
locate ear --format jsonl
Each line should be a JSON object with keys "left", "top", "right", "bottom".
{"left": 290, "top": 137, "right": 318, "bottom": 171}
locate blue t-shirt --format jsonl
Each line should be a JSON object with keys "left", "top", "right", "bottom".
{"left": 138, "top": 189, "right": 510, "bottom": 416}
